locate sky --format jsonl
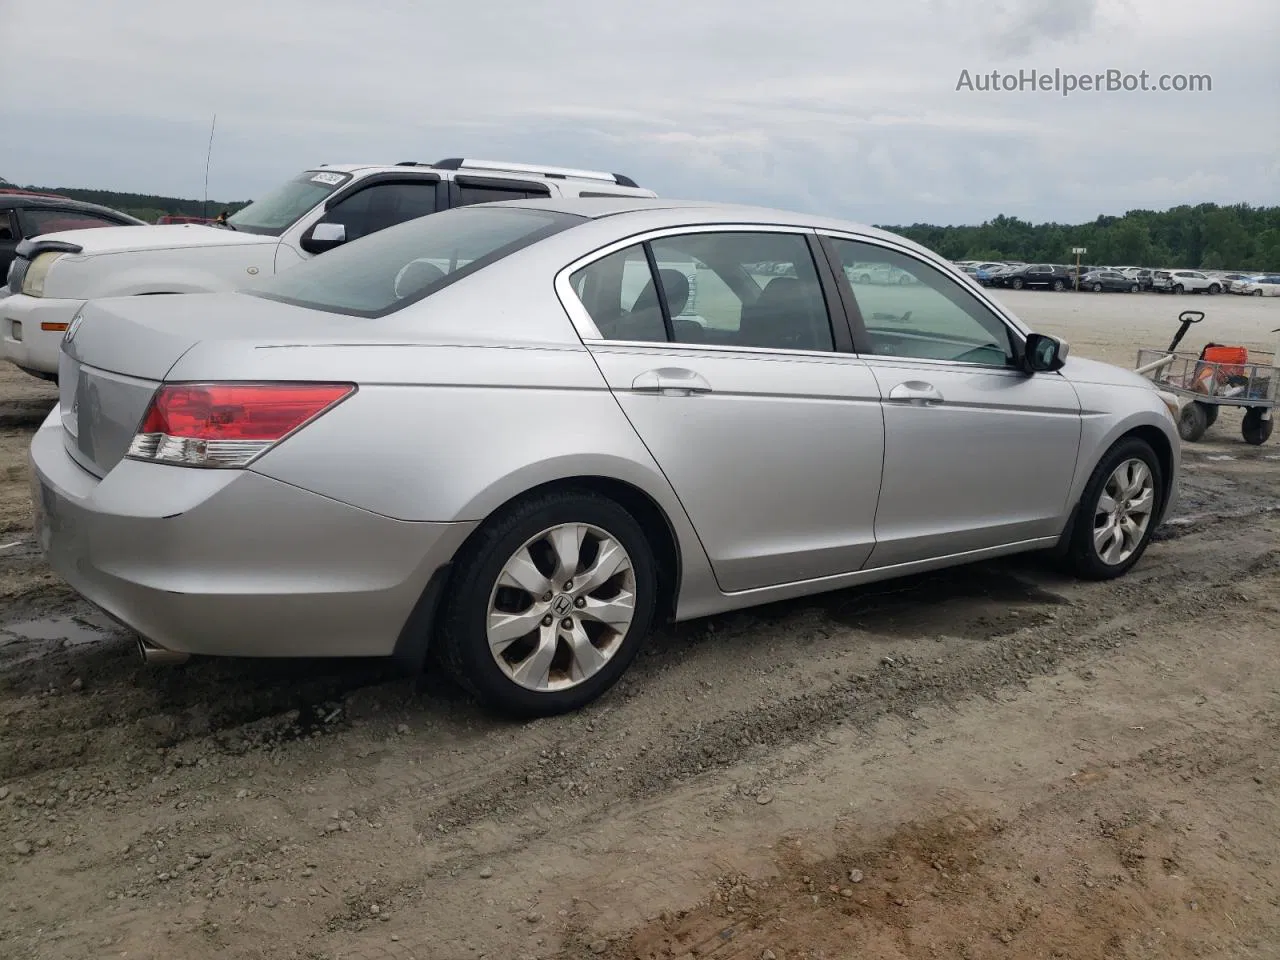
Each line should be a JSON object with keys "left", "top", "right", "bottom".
{"left": 1, "top": 0, "right": 1276, "bottom": 226}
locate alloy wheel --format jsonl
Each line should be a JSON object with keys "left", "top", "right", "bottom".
{"left": 486, "top": 522, "right": 636, "bottom": 692}
{"left": 1093, "top": 459, "right": 1155, "bottom": 566}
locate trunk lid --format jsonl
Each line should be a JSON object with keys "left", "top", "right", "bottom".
{"left": 58, "top": 292, "right": 372, "bottom": 477}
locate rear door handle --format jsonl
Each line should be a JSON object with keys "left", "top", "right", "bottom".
{"left": 631, "top": 368, "right": 713, "bottom": 396}
{"left": 887, "top": 381, "right": 944, "bottom": 406}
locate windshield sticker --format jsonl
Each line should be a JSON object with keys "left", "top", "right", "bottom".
{"left": 310, "top": 172, "right": 347, "bottom": 186}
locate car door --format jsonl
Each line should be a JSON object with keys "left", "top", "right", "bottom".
{"left": 560, "top": 227, "right": 885, "bottom": 593}
{"left": 821, "top": 234, "right": 1082, "bottom": 569}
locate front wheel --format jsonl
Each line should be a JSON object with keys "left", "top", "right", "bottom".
{"left": 1243, "top": 408, "right": 1273, "bottom": 445}
{"left": 1254, "top": 289, "right": 1264, "bottom": 297}
{"left": 1129, "top": 284, "right": 1139, "bottom": 293}
{"left": 1053, "top": 279, "right": 1064, "bottom": 291}
{"left": 1012, "top": 278, "right": 1024, "bottom": 290}
{"left": 1066, "top": 439, "right": 1163, "bottom": 580}
{"left": 436, "top": 490, "right": 658, "bottom": 716}
{"left": 1092, "top": 282, "right": 1103, "bottom": 292}
{"left": 1208, "top": 284, "right": 1221, "bottom": 295}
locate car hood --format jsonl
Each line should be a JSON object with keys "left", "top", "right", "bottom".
{"left": 29, "top": 224, "right": 276, "bottom": 256}
{"left": 1057, "top": 355, "right": 1153, "bottom": 390}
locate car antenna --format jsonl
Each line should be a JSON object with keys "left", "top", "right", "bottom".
{"left": 202, "top": 113, "right": 217, "bottom": 221}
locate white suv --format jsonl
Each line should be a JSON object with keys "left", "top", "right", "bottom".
{"left": 2, "top": 158, "right": 656, "bottom": 380}
{"left": 1151, "top": 270, "right": 1222, "bottom": 295}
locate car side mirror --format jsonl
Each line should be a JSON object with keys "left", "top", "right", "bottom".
{"left": 301, "top": 221, "right": 346, "bottom": 255}
{"left": 1023, "top": 332, "right": 1069, "bottom": 373}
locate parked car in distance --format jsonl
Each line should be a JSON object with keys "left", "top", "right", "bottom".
{"left": 1081, "top": 270, "right": 1141, "bottom": 293}
{"left": 1152, "top": 270, "right": 1222, "bottom": 295}
{"left": 30, "top": 197, "right": 1182, "bottom": 716}
{"left": 993, "top": 263, "right": 1072, "bottom": 291}
{"left": 1122, "top": 268, "right": 1155, "bottom": 290}
{"left": 1, "top": 157, "right": 657, "bottom": 382}
{"left": 156, "top": 215, "right": 217, "bottom": 225}
{"left": 1236, "top": 275, "right": 1280, "bottom": 296}
{"left": 1215, "top": 272, "right": 1253, "bottom": 289}
{"left": 2, "top": 193, "right": 144, "bottom": 288}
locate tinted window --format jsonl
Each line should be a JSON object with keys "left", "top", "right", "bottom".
{"left": 0, "top": 211, "right": 16, "bottom": 243}
{"left": 456, "top": 182, "right": 552, "bottom": 206}
{"left": 647, "top": 232, "right": 833, "bottom": 351}
{"left": 320, "top": 181, "right": 439, "bottom": 241}
{"left": 228, "top": 170, "right": 352, "bottom": 236}
{"left": 828, "top": 238, "right": 1014, "bottom": 367}
{"left": 570, "top": 244, "right": 667, "bottom": 342}
{"left": 20, "top": 208, "right": 123, "bottom": 236}
{"left": 249, "top": 205, "right": 581, "bottom": 317}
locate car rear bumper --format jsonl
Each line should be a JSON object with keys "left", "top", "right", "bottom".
{"left": 29, "top": 406, "right": 476, "bottom": 658}
{"left": 1, "top": 294, "right": 84, "bottom": 376}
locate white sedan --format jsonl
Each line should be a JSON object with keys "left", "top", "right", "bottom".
{"left": 1236, "top": 275, "right": 1280, "bottom": 297}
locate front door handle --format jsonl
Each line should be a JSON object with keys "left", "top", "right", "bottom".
{"left": 887, "top": 381, "right": 944, "bottom": 406}
{"left": 631, "top": 368, "right": 713, "bottom": 396}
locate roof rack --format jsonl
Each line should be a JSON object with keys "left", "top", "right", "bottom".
{"left": 394, "top": 158, "right": 640, "bottom": 188}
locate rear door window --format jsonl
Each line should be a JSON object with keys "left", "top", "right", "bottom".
{"left": 454, "top": 178, "right": 553, "bottom": 207}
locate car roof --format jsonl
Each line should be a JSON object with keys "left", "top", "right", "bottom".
{"left": 0, "top": 194, "right": 143, "bottom": 221}
{"left": 495, "top": 196, "right": 927, "bottom": 250}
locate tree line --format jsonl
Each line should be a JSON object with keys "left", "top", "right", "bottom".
{"left": 881, "top": 203, "right": 1280, "bottom": 272}
{"left": 15, "top": 185, "right": 250, "bottom": 224}
{"left": 12, "top": 180, "right": 1279, "bottom": 271}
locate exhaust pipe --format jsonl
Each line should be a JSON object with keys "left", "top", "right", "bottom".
{"left": 137, "top": 637, "right": 190, "bottom": 666}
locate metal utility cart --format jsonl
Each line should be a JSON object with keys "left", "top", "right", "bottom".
{"left": 1135, "top": 310, "right": 1278, "bottom": 445}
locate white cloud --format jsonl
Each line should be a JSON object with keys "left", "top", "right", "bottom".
{"left": 0, "top": 0, "right": 1275, "bottom": 224}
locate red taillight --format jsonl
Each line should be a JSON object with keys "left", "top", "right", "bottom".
{"left": 128, "top": 382, "right": 355, "bottom": 468}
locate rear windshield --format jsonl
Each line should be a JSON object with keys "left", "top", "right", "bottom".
{"left": 247, "top": 205, "right": 583, "bottom": 317}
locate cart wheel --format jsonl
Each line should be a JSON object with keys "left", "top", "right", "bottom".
{"left": 1242, "top": 408, "right": 1273, "bottom": 445}
{"left": 1202, "top": 403, "right": 1219, "bottom": 428}
{"left": 1178, "top": 401, "right": 1209, "bottom": 442}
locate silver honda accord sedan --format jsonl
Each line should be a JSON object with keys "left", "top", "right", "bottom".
{"left": 30, "top": 198, "right": 1180, "bottom": 715}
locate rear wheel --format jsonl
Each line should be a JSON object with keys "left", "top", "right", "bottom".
{"left": 1129, "top": 284, "right": 1139, "bottom": 293}
{"left": 1243, "top": 408, "right": 1273, "bottom": 445}
{"left": 1178, "top": 401, "right": 1209, "bottom": 442}
{"left": 436, "top": 490, "right": 657, "bottom": 716}
{"left": 1092, "top": 282, "right": 1103, "bottom": 292}
{"left": 1052, "top": 279, "right": 1064, "bottom": 291}
{"left": 1208, "top": 284, "right": 1221, "bottom": 295}
{"left": 1254, "top": 289, "right": 1264, "bottom": 297}
{"left": 1067, "top": 439, "right": 1163, "bottom": 580}
{"left": 1174, "top": 284, "right": 1185, "bottom": 295}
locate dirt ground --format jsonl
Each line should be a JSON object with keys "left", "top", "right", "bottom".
{"left": 1, "top": 290, "right": 1279, "bottom": 960}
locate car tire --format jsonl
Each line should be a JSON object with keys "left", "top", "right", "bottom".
{"left": 1243, "top": 408, "right": 1273, "bottom": 446}
{"left": 1202, "top": 402, "right": 1219, "bottom": 428}
{"left": 1066, "top": 437, "right": 1164, "bottom": 581}
{"left": 1129, "top": 284, "right": 1139, "bottom": 293}
{"left": 1208, "top": 284, "right": 1221, "bottom": 295}
{"left": 857, "top": 274, "right": 871, "bottom": 284}
{"left": 1178, "top": 401, "right": 1209, "bottom": 442}
{"left": 1174, "top": 284, "right": 1184, "bottom": 294}
{"left": 1092, "top": 282, "right": 1103, "bottom": 292}
{"left": 1012, "top": 278, "right": 1024, "bottom": 290}
{"left": 1052, "top": 279, "right": 1064, "bottom": 291}
{"left": 435, "top": 488, "right": 658, "bottom": 717}
{"left": 1254, "top": 289, "right": 1264, "bottom": 297}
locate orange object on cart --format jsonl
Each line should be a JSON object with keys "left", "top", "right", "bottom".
{"left": 1201, "top": 345, "right": 1248, "bottom": 377}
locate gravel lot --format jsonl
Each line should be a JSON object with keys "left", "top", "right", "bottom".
{"left": 2, "top": 290, "right": 1279, "bottom": 960}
